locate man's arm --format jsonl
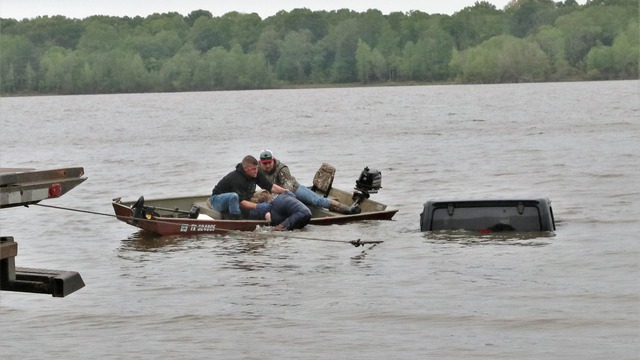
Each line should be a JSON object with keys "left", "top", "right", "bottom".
{"left": 277, "top": 166, "right": 298, "bottom": 191}
{"left": 240, "top": 199, "right": 260, "bottom": 210}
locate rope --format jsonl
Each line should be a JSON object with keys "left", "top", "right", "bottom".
{"left": 255, "top": 231, "right": 383, "bottom": 247}
{"left": 35, "top": 203, "right": 119, "bottom": 218}
{"left": 34, "top": 203, "right": 212, "bottom": 229}
{"left": 32, "top": 203, "right": 382, "bottom": 247}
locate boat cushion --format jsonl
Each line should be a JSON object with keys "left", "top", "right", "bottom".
{"left": 193, "top": 200, "right": 222, "bottom": 220}
{"left": 311, "top": 163, "right": 335, "bottom": 197}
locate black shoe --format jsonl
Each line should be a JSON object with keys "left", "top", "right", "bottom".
{"left": 350, "top": 206, "right": 361, "bottom": 214}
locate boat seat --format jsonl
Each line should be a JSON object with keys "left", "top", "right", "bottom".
{"left": 311, "top": 163, "right": 336, "bottom": 197}
{"left": 193, "top": 200, "right": 222, "bottom": 220}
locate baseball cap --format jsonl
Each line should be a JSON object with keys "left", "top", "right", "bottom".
{"left": 259, "top": 149, "right": 274, "bottom": 162}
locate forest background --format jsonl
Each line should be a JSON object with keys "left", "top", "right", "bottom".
{"left": 0, "top": 0, "right": 637, "bottom": 95}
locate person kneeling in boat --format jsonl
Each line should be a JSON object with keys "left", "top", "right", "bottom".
{"left": 257, "top": 149, "right": 360, "bottom": 214}
{"left": 210, "top": 155, "right": 287, "bottom": 220}
{"left": 255, "top": 191, "right": 311, "bottom": 231}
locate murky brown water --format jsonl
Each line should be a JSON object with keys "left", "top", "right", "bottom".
{"left": 1, "top": 81, "right": 638, "bottom": 359}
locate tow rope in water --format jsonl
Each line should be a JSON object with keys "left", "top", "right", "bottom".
{"left": 244, "top": 230, "right": 383, "bottom": 247}
{"left": 32, "top": 203, "right": 382, "bottom": 247}
{"left": 34, "top": 203, "right": 202, "bottom": 228}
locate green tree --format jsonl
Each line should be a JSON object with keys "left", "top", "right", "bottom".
{"left": 266, "top": 8, "right": 329, "bottom": 43}
{"left": 376, "top": 22, "right": 401, "bottom": 57}
{"left": 584, "top": 0, "right": 639, "bottom": 10}
{"left": 399, "top": 41, "right": 418, "bottom": 80}
{"left": 24, "top": 63, "right": 37, "bottom": 91}
{"left": 587, "top": 21, "right": 639, "bottom": 79}
{"left": 505, "top": 0, "right": 558, "bottom": 38}
{"left": 421, "top": 27, "right": 455, "bottom": 81}
{"left": 158, "top": 43, "right": 200, "bottom": 91}
{"left": 212, "top": 46, "right": 238, "bottom": 89}
{"left": 533, "top": 25, "right": 574, "bottom": 79}
{"left": 107, "top": 49, "right": 152, "bottom": 92}
{"left": 456, "top": 35, "right": 549, "bottom": 83}
{"left": 555, "top": 13, "right": 599, "bottom": 71}
{"left": 2, "top": 64, "right": 16, "bottom": 93}
{"left": 209, "top": 12, "right": 257, "bottom": 50}
{"left": 397, "top": 11, "right": 432, "bottom": 46}
{"left": 399, "top": 27, "right": 454, "bottom": 81}
{"left": 356, "top": 9, "right": 386, "bottom": 49}
{"left": 39, "top": 46, "right": 80, "bottom": 93}
{"left": 218, "top": 44, "right": 270, "bottom": 90}
{"left": 188, "top": 16, "right": 217, "bottom": 53}
{"left": 138, "top": 12, "right": 188, "bottom": 37}
{"left": 370, "top": 48, "right": 387, "bottom": 81}
{"left": 326, "top": 19, "right": 359, "bottom": 82}
{"left": 496, "top": 36, "right": 550, "bottom": 82}
{"left": 254, "top": 26, "right": 280, "bottom": 67}
{"left": 7, "top": 15, "right": 84, "bottom": 49}
{"left": 443, "top": 3, "right": 508, "bottom": 50}
{"left": 76, "top": 56, "right": 97, "bottom": 93}
{"left": 0, "top": 34, "right": 39, "bottom": 92}
{"left": 275, "top": 30, "right": 314, "bottom": 83}
{"left": 375, "top": 22, "right": 402, "bottom": 81}
{"left": 196, "top": 44, "right": 271, "bottom": 90}
{"left": 238, "top": 50, "right": 273, "bottom": 89}
{"left": 308, "top": 41, "right": 331, "bottom": 83}
{"left": 228, "top": 12, "right": 263, "bottom": 52}
{"left": 185, "top": 10, "right": 212, "bottom": 27}
{"left": 76, "top": 22, "right": 121, "bottom": 52}
{"left": 125, "top": 30, "right": 183, "bottom": 72}
{"left": 355, "top": 39, "right": 373, "bottom": 83}
{"left": 555, "top": 5, "right": 637, "bottom": 71}
{"left": 81, "top": 15, "right": 137, "bottom": 36}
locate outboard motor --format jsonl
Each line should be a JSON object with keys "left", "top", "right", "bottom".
{"left": 356, "top": 167, "right": 382, "bottom": 194}
{"left": 131, "top": 196, "right": 146, "bottom": 220}
{"left": 353, "top": 167, "right": 382, "bottom": 205}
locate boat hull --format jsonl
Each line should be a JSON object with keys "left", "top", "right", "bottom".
{"left": 112, "top": 187, "right": 397, "bottom": 236}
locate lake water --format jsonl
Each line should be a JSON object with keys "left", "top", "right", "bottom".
{"left": 0, "top": 81, "right": 638, "bottom": 359}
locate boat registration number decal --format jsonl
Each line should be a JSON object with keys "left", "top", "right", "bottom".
{"left": 181, "top": 223, "right": 216, "bottom": 232}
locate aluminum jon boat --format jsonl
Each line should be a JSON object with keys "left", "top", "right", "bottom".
{"left": 112, "top": 166, "right": 397, "bottom": 236}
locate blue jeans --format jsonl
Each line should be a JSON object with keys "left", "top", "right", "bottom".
{"left": 271, "top": 192, "right": 312, "bottom": 229}
{"left": 294, "top": 186, "right": 331, "bottom": 208}
{"left": 210, "top": 193, "right": 241, "bottom": 216}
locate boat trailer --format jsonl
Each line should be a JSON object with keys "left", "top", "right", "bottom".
{"left": 0, "top": 167, "right": 87, "bottom": 297}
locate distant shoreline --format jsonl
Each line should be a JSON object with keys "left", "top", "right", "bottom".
{"left": 5, "top": 79, "right": 612, "bottom": 98}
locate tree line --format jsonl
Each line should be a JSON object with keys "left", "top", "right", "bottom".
{"left": 0, "top": 0, "right": 637, "bottom": 95}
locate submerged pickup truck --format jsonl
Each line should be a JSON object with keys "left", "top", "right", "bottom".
{"left": 420, "top": 198, "right": 556, "bottom": 233}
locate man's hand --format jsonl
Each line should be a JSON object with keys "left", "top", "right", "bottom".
{"left": 256, "top": 203, "right": 272, "bottom": 213}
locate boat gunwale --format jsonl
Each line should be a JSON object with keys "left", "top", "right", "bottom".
{"left": 111, "top": 190, "right": 397, "bottom": 236}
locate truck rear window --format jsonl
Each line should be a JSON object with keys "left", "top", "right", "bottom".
{"left": 431, "top": 205, "right": 542, "bottom": 232}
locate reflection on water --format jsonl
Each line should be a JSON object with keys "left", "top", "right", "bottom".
{"left": 118, "top": 231, "right": 190, "bottom": 252}
{"left": 349, "top": 243, "right": 381, "bottom": 264}
{"left": 118, "top": 230, "right": 273, "bottom": 254}
{"left": 424, "top": 230, "right": 554, "bottom": 247}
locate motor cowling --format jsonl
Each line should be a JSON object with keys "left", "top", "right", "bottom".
{"left": 355, "top": 167, "right": 382, "bottom": 193}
